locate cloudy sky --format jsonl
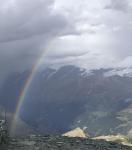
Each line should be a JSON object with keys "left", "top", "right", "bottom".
{"left": 0, "top": 0, "right": 132, "bottom": 81}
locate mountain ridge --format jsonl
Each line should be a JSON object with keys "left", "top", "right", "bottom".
{"left": 1, "top": 65, "right": 132, "bottom": 136}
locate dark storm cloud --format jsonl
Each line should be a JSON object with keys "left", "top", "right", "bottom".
{"left": 0, "top": 0, "right": 69, "bottom": 81}
{"left": 0, "top": 0, "right": 68, "bottom": 43}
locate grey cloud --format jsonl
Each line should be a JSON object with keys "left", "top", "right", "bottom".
{"left": 46, "top": 0, "right": 132, "bottom": 70}
{"left": 105, "top": 0, "right": 130, "bottom": 12}
{"left": 0, "top": 0, "right": 67, "bottom": 43}
{"left": 0, "top": 0, "right": 70, "bottom": 84}
{"left": 1, "top": 0, "right": 132, "bottom": 83}
{"left": 47, "top": 51, "right": 89, "bottom": 59}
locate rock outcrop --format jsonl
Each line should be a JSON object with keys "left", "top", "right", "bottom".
{"left": 93, "top": 135, "right": 132, "bottom": 147}
{"left": 62, "top": 128, "right": 88, "bottom": 138}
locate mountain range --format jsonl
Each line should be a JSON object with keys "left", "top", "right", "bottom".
{"left": 1, "top": 65, "right": 132, "bottom": 136}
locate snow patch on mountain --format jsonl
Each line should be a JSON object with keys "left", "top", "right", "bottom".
{"left": 104, "top": 67, "right": 132, "bottom": 77}
{"left": 80, "top": 68, "right": 94, "bottom": 77}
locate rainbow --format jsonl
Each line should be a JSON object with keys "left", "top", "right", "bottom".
{"left": 11, "top": 42, "right": 53, "bottom": 134}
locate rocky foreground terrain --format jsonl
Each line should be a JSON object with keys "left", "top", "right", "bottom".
{"left": 0, "top": 135, "right": 131, "bottom": 150}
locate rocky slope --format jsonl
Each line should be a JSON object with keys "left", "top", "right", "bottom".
{"left": 5, "top": 135, "right": 132, "bottom": 150}
{"left": 1, "top": 128, "right": 132, "bottom": 150}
